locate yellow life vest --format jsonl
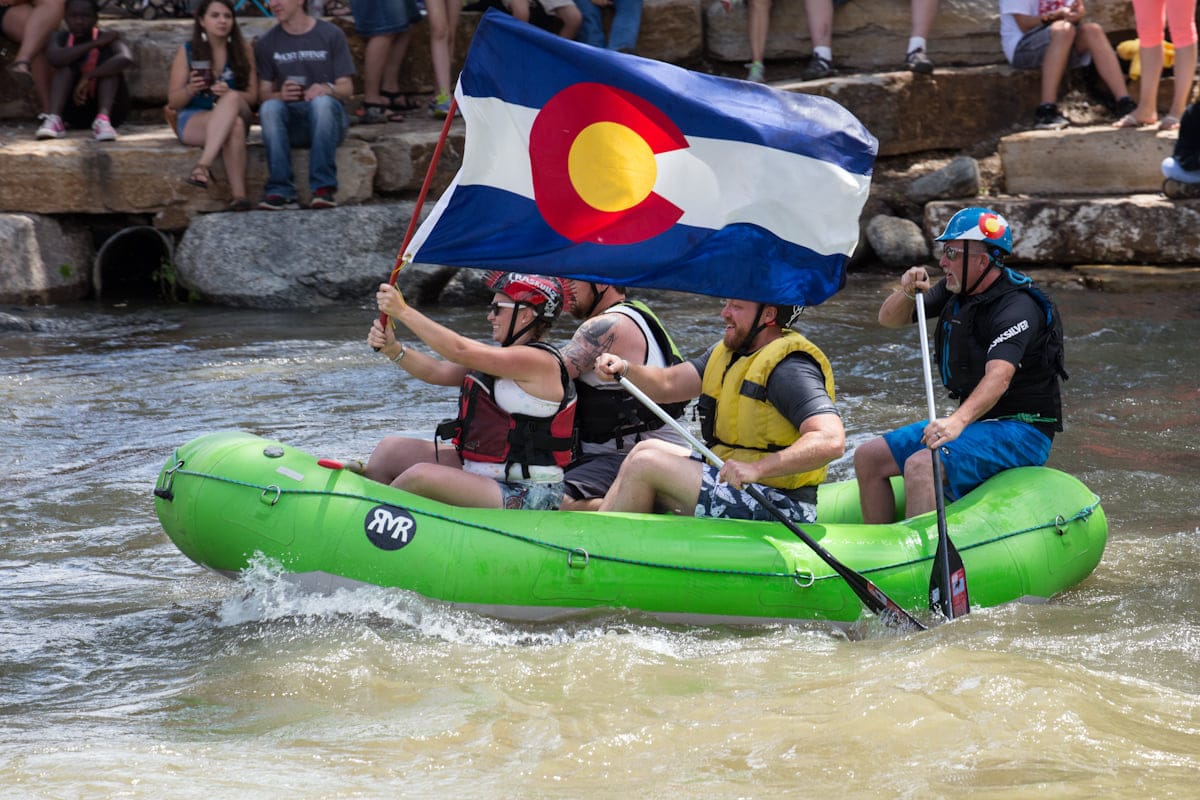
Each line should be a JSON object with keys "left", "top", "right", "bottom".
{"left": 698, "top": 330, "right": 836, "bottom": 490}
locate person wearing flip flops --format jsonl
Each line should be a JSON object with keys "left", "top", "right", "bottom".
{"left": 166, "top": 0, "right": 257, "bottom": 211}
{"left": 2, "top": 0, "right": 64, "bottom": 119}
{"left": 998, "top": 0, "right": 1136, "bottom": 130}
{"left": 254, "top": 0, "right": 355, "bottom": 210}
{"left": 35, "top": 0, "right": 131, "bottom": 142}
{"left": 349, "top": 0, "right": 422, "bottom": 124}
{"left": 1115, "top": 0, "right": 1197, "bottom": 130}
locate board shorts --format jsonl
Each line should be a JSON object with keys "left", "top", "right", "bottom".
{"left": 562, "top": 451, "right": 624, "bottom": 501}
{"left": 694, "top": 463, "right": 818, "bottom": 524}
{"left": 883, "top": 418, "right": 1053, "bottom": 502}
{"left": 497, "top": 479, "right": 565, "bottom": 511}
{"left": 1012, "top": 24, "right": 1093, "bottom": 70}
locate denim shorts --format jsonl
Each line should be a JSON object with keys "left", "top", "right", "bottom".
{"left": 694, "top": 464, "right": 818, "bottom": 524}
{"left": 1012, "top": 24, "right": 1093, "bottom": 70}
{"left": 883, "top": 418, "right": 1053, "bottom": 502}
{"left": 350, "top": 0, "right": 421, "bottom": 36}
{"left": 497, "top": 480, "right": 565, "bottom": 511}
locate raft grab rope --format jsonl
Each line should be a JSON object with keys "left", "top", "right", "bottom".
{"left": 161, "top": 464, "right": 1101, "bottom": 587}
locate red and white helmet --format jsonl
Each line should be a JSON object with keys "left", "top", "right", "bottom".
{"left": 484, "top": 272, "right": 570, "bottom": 320}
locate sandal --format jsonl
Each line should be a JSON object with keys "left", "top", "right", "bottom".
{"left": 184, "top": 163, "right": 211, "bottom": 189}
{"left": 353, "top": 102, "right": 404, "bottom": 124}
{"left": 381, "top": 90, "right": 423, "bottom": 112}
{"left": 228, "top": 197, "right": 253, "bottom": 212}
{"left": 8, "top": 60, "right": 33, "bottom": 88}
{"left": 1113, "top": 113, "right": 1155, "bottom": 129}
{"left": 1159, "top": 115, "right": 1180, "bottom": 131}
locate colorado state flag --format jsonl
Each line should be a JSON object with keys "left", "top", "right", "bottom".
{"left": 407, "top": 10, "right": 877, "bottom": 307}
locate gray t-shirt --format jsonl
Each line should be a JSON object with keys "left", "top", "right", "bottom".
{"left": 253, "top": 18, "right": 356, "bottom": 91}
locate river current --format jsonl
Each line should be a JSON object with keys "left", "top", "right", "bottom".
{"left": 1, "top": 276, "right": 1197, "bottom": 797}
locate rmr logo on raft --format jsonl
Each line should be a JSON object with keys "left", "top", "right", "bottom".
{"left": 364, "top": 505, "right": 417, "bottom": 551}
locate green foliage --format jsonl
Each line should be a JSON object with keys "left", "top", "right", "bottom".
{"left": 58, "top": 263, "right": 74, "bottom": 279}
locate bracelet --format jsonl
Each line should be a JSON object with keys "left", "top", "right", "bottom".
{"left": 390, "top": 344, "right": 407, "bottom": 365}
{"left": 619, "top": 359, "right": 630, "bottom": 378}
{"left": 903, "top": 287, "right": 916, "bottom": 301}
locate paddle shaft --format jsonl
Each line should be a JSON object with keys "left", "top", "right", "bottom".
{"left": 616, "top": 375, "right": 925, "bottom": 631}
{"left": 915, "top": 292, "right": 969, "bottom": 619}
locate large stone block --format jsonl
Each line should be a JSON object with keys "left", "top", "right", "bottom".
{"left": 790, "top": 65, "right": 1041, "bottom": 157}
{"left": 926, "top": 196, "right": 1200, "bottom": 265}
{"left": 705, "top": 0, "right": 1136, "bottom": 71}
{"left": 354, "top": 120, "right": 466, "bottom": 195}
{"left": 175, "top": 201, "right": 440, "bottom": 308}
{"left": 1000, "top": 126, "right": 1176, "bottom": 195}
{"left": 0, "top": 125, "right": 376, "bottom": 224}
{"left": 0, "top": 214, "right": 93, "bottom": 304}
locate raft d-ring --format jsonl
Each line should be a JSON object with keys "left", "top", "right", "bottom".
{"left": 567, "top": 548, "right": 590, "bottom": 569}
{"left": 260, "top": 484, "right": 282, "bottom": 506}
{"left": 793, "top": 569, "right": 815, "bottom": 588}
{"left": 1054, "top": 514, "right": 1068, "bottom": 536}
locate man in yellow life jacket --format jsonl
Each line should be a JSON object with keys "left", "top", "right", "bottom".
{"left": 592, "top": 298, "right": 845, "bottom": 524}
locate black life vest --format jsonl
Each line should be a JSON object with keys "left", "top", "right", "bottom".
{"left": 934, "top": 270, "right": 1069, "bottom": 436}
{"left": 436, "top": 342, "right": 578, "bottom": 478}
{"left": 573, "top": 300, "right": 688, "bottom": 447}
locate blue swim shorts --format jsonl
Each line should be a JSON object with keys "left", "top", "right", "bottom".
{"left": 883, "top": 418, "right": 1053, "bottom": 502}
{"left": 694, "top": 463, "right": 818, "bottom": 524}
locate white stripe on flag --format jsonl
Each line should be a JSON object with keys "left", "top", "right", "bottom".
{"left": 450, "top": 95, "right": 868, "bottom": 257}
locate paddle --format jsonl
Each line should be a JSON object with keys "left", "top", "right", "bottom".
{"left": 914, "top": 291, "right": 970, "bottom": 620}
{"left": 616, "top": 375, "right": 926, "bottom": 631}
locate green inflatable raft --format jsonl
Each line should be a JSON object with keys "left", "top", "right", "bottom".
{"left": 154, "top": 431, "right": 1108, "bottom": 626}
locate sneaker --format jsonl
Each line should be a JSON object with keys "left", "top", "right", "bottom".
{"left": 35, "top": 113, "right": 66, "bottom": 140}
{"left": 1033, "top": 102, "right": 1070, "bottom": 130}
{"left": 1113, "top": 95, "right": 1138, "bottom": 119}
{"left": 905, "top": 48, "right": 934, "bottom": 75}
{"left": 429, "top": 91, "right": 452, "bottom": 119}
{"left": 745, "top": 61, "right": 765, "bottom": 83}
{"left": 309, "top": 187, "right": 337, "bottom": 209}
{"left": 801, "top": 55, "right": 834, "bottom": 81}
{"left": 258, "top": 194, "right": 299, "bottom": 211}
{"left": 92, "top": 114, "right": 117, "bottom": 142}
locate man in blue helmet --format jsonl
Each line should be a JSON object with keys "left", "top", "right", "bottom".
{"left": 854, "top": 207, "right": 1069, "bottom": 524}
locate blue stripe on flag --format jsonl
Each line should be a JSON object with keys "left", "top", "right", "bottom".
{"left": 415, "top": 185, "right": 847, "bottom": 305}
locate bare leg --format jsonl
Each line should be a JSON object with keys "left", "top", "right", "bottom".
{"left": 747, "top": 0, "right": 771, "bottom": 63}
{"left": 909, "top": 0, "right": 937, "bottom": 39}
{"left": 853, "top": 436, "right": 901, "bottom": 524}
{"left": 1134, "top": 43, "right": 1164, "bottom": 123}
{"left": 559, "top": 496, "right": 603, "bottom": 512}
{"left": 598, "top": 440, "right": 701, "bottom": 514}
{"left": 379, "top": 29, "right": 413, "bottom": 99}
{"left": 220, "top": 115, "right": 249, "bottom": 199}
{"left": 901, "top": 448, "right": 937, "bottom": 519}
{"left": 1039, "top": 21, "right": 1077, "bottom": 104}
{"left": 425, "top": 0, "right": 461, "bottom": 98}
{"left": 365, "top": 436, "right": 460, "bottom": 485}
{"left": 394, "top": 462, "right": 504, "bottom": 508}
{"left": 361, "top": 33, "right": 396, "bottom": 106}
{"left": 556, "top": 4, "right": 581, "bottom": 39}
{"left": 1170, "top": 43, "right": 1197, "bottom": 120}
{"left": 803, "top": 0, "right": 832, "bottom": 49}
{"left": 1078, "top": 22, "right": 1130, "bottom": 101}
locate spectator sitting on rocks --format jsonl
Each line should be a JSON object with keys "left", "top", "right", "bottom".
{"left": 731, "top": 0, "right": 939, "bottom": 84}
{"left": 253, "top": 0, "right": 355, "bottom": 210}
{"left": 35, "top": 0, "right": 132, "bottom": 142}
{"left": 1162, "top": 102, "right": 1200, "bottom": 185}
{"left": 574, "top": 0, "right": 640, "bottom": 53}
{"left": 166, "top": 0, "right": 257, "bottom": 211}
{"left": 350, "top": 0, "right": 422, "bottom": 124}
{"left": 1115, "top": 0, "right": 1197, "bottom": 129}
{"left": 2, "top": 0, "right": 64, "bottom": 119}
{"left": 999, "top": 0, "right": 1136, "bottom": 130}
{"left": 504, "top": 0, "right": 581, "bottom": 41}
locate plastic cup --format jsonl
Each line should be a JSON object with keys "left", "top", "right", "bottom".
{"left": 191, "top": 60, "right": 213, "bottom": 88}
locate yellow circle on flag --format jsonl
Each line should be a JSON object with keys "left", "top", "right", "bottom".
{"left": 567, "top": 122, "right": 657, "bottom": 213}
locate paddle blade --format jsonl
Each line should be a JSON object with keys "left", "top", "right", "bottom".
{"left": 929, "top": 534, "right": 970, "bottom": 619}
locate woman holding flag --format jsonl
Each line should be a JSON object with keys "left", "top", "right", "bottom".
{"left": 365, "top": 272, "right": 578, "bottom": 511}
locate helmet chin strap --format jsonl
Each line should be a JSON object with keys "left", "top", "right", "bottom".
{"left": 501, "top": 302, "right": 538, "bottom": 346}
{"left": 580, "top": 283, "right": 608, "bottom": 319}
{"left": 961, "top": 241, "right": 996, "bottom": 296}
{"left": 735, "top": 304, "right": 770, "bottom": 355}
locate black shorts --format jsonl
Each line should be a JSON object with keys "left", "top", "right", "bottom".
{"left": 562, "top": 451, "right": 626, "bottom": 501}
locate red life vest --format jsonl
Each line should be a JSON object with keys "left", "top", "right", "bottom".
{"left": 436, "top": 342, "right": 577, "bottom": 479}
